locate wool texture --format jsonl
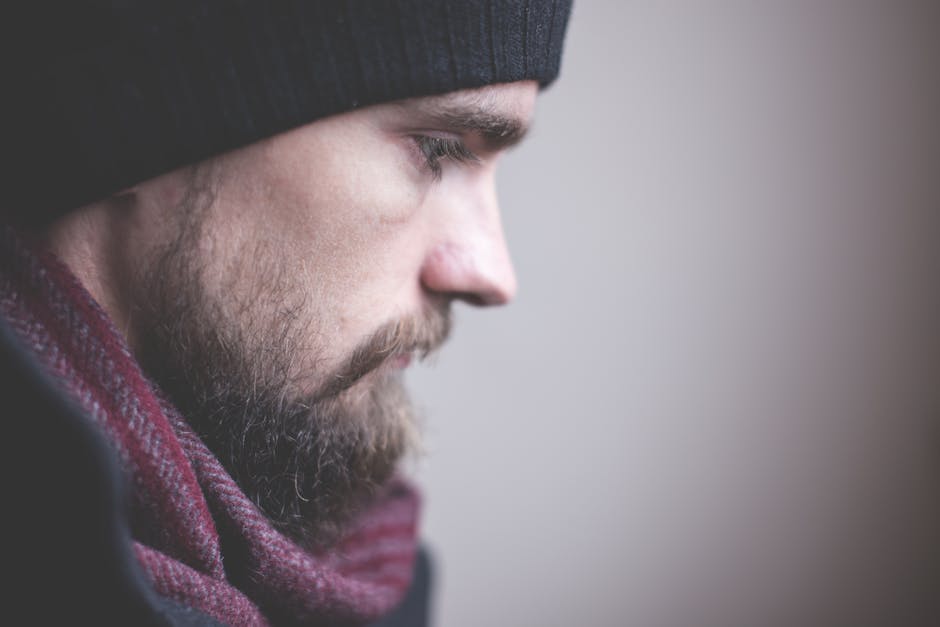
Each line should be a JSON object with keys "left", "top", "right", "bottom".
{"left": 3, "top": 0, "right": 572, "bottom": 223}
{"left": 0, "top": 227, "right": 420, "bottom": 626}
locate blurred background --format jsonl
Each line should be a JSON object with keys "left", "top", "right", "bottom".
{"left": 408, "top": 3, "right": 939, "bottom": 626}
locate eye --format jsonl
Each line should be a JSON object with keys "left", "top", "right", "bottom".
{"left": 412, "top": 135, "right": 479, "bottom": 180}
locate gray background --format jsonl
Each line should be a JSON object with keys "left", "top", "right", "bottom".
{"left": 408, "top": 3, "right": 939, "bottom": 626}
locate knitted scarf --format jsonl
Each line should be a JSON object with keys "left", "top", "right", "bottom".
{"left": 0, "top": 227, "right": 419, "bottom": 626}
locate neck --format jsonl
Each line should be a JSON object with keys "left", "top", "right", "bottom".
{"left": 40, "top": 195, "right": 137, "bottom": 344}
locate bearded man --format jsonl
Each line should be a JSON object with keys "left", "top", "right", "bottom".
{"left": 0, "top": 1, "right": 571, "bottom": 625}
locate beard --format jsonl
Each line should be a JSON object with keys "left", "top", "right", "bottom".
{"left": 132, "top": 173, "right": 450, "bottom": 549}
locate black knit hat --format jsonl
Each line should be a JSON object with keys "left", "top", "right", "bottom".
{"left": 3, "top": 0, "right": 572, "bottom": 223}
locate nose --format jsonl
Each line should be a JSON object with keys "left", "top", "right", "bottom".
{"left": 420, "top": 193, "right": 517, "bottom": 307}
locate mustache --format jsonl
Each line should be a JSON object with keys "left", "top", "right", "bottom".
{"left": 313, "top": 302, "right": 452, "bottom": 400}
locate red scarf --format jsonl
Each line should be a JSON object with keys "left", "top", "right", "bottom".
{"left": 0, "top": 228, "right": 419, "bottom": 626}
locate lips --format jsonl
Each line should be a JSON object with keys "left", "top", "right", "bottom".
{"left": 392, "top": 352, "right": 412, "bottom": 368}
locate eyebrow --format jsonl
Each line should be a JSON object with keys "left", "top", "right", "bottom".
{"left": 401, "top": 95, "right": 531, "bottom": 152}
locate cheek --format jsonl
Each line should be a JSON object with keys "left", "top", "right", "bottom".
{"left": 285, "top": 165, "right": 426, "bottom": 296}
{"left": 221, "top": 128, "right": 430, "bottom": 328}
{"left": 262, "top": 128, "right": 425, "bottom": 246}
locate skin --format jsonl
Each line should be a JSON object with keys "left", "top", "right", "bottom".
{"left": 45, "top": 80, "right": 537, "bottom": 388}
{"left": 39, "top": 81, "right": 540, "bottom": 543}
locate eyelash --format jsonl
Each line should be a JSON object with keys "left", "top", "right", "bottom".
{"left": 412, "top": 135, "right": 479, "bottom": 180}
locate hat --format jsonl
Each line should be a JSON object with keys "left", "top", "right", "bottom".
{"left": 3, "top": 0, "right": 572, "bottom": 223}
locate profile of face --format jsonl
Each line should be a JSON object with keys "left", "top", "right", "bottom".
{"left": 109, "top": 81, "right": 538, "bottom": 546}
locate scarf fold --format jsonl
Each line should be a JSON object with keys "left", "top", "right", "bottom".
{"left": 0, "top": 227, "right": 419, "bottom": 626}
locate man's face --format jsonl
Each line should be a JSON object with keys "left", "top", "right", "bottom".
{"left": 123, "top": 81, "right": 538, "bottom": 545}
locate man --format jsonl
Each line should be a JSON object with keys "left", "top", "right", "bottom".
{"left": 1, "top": 1, "right": 571, "bottom": 625}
